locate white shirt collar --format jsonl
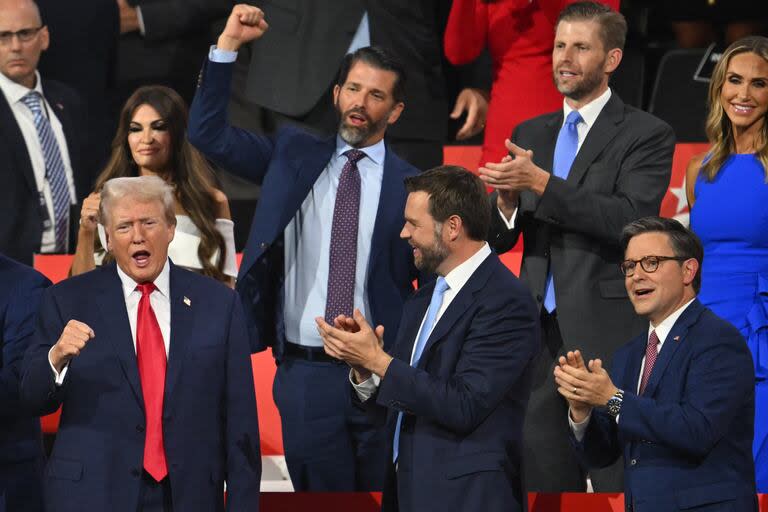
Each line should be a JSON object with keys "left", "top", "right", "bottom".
{"left": 335, "top": 135, "right": 386, "bottom": 166}
{"left": 442, "top": 243, "right": 492, "bottom": 293}
{"left": 0, "top": 69, "right": 44, "bottom": 105}
{"left": 647, "top": 298, "right": 696, "bottom": 345}
{"left": 116, "top": 259, "right": 171, "bottom": 300}
{"left": 562, "top": 87, "right": 612, "bottom": 129}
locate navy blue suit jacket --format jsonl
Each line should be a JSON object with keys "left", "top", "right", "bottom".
{"left": 20, "top": 262, "right": 261, "bottom": 512}
{"left": 188, "top": 59, "right": 419, "bottom": 358}
{"left": 571, "top": 300, "right": 757, "bottom": 511}
{"left": 364, "top": 253, "right": 539, "bottom": 512}
{"left": 0, "top": 254, "right": 50, "bottom": 509}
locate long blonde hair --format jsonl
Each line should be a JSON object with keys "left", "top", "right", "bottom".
{"left": 702, "top": 36, "right": 768, "bottom": 181}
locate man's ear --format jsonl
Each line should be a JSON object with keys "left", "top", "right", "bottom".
{"left": 445, "top": 214, "right": 463, "bottom": 242}
{"left": 604, "top": 48, "right": 623, "bottom": 74}
{"left": 682, "top": 258, "right": 699, "bottom": 286}
{"left": 387, "top": 102, "right": 405, "bottom": 126}
{"left": 332, "top": 84, "right": 341, "bottom": 106}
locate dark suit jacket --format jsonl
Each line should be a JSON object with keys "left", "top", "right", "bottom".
{"left": 361, "top": 253, "right": 539, "bottom": 512}
{"left": 188, "top": 59, "right": 420, "bottom": 358}
{"left": 489, "top": 92, "right": 676, "bottom": 362}
{"left": 0, "top": 78, "right": 94, "bottom": 266}
{"left": 20, "top": 262, "right": 261, "bottom": 512}
{"left": 241, "top": 0, "right": 450, "bottom": 142}
{"left": 571, "top": 300, "right": 758, "bottom": 512}
{"left": 118, "top": 0, "right": 230, "bottom": 104}
{"left": 0, "top": 254, "right": 50, "bottom": 510}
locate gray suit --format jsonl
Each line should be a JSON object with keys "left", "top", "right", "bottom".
{"left": 488, "top": 92, "right": 675, "bottom": 492}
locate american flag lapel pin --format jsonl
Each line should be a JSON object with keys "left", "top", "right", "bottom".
{"left": 673, "top": 336, "right": 680, "bottom": 342}
{"left": 183, "top": 296, "right": 191, "bottom": 306}
{"left": 55, "top": 102, "right": 64, "bottom": 110}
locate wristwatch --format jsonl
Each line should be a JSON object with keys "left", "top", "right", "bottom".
{"left": 606, "top": 389, "right": 624, "bottom": 418}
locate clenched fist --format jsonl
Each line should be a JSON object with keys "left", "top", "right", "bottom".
{"left": 217, "top": 4, "right": 269, "bottom": 52}
{"left": 49, "top": 320, "right": 95, "bottom": 373}
{"left": 79, "top": 192, "right": 101, "bottom": 233}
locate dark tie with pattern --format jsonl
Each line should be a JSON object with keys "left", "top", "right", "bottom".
{"left": 639, "top": 330, "right": 660, "bottom": 395}
{"left": 325, "top": 149, "right": 366, "bottom": 323}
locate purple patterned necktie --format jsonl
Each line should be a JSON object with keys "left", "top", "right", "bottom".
{"left": 325, "top": 149, "right": 366, "bottom": 323}
{"left": 639, "top": 330, "right": 660, "bottom": 395}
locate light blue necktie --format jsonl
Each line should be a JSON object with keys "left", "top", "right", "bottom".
{"left": 543, "top": 110, "right": 582, "bottom": 313}
{"left": 393, "top": 276, "right": 450, "bottom": 462}
{"left": 21, "top": 91, "right": 71, "bottom": 252}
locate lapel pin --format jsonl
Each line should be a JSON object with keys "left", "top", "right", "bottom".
{"left": 183, "top": 296, "right": 191, "bottom": 306}
{"left": 673, "top": 336, "right": 680, "bottom": 342}
{"left": 55, "top": 102, "right": 64, "bottom": 110}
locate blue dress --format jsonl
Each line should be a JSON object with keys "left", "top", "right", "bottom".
{"left": 691, "top": 153, "right": 768, "bottom": 492}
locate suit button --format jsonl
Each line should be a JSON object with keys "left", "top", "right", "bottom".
{"left": 131, "top": 468, "right": 141, "bottom": 477}
{"left": 136, "top": 424, "right": 145, "bottom": 433}
{"left": 543, "top": 250, "right": 549, "bottom": 258}
{"left": 630, "top": 458, "right": 637, "bottom": 466}
{"left": 536, "top": 294, "right": 543, "bottom": 302}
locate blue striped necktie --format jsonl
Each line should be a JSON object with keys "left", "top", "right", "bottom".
{"left": 393, "top": 276, "right": 450, "bottom": 462}
{"left": 543, "top": 110, "right": 582, "bottom": 313}
{"left": 21, "top": 91, "right": 70, "bottom": 252}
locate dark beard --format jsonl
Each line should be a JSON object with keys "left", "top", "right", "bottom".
{"left": 415, "top": 238, "right": 449, "bottom": 274}
{"left": 336, "top": 104, "right": 388, "bottom": 147}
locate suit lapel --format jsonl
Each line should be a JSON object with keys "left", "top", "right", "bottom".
{"left": 368, "top": 147, "right": 408, "bottom": 271}
{"left": 417, "top": 255, "right": 497, "bottom": 369}
{"left": 0, "top": 91, "right": 37, "bottom": 195}
{"left": 566, "top": 94, "right": 624, "bottom": 186}
{"left": 520, "top": 116, "right": 559, "bottom": 214}
{"left": 164, "top": 263, "right": 194, "bottom": 409}
{"left": 95, "top": 263, "right": 144, "bottom": 408}
{"left": 625, "top": 335, "right": 647, "bottom": 394}
{"left": 394, "top": 288, "right": 431, "bottom": 363}
{"left": 643, "top": 300, "right": 703, "bottom": 397}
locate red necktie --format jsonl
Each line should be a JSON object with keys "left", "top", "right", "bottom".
{"left": 639, "top": 330, "right": 660, "bottom": 395}
{"left": 136, "top": 283, "right": 168, "bottom": 481}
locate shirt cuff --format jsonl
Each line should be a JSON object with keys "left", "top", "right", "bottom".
{"left": 497, "top": 206, "right": 518, "bottom": 230}
{"left": 568, "top": 408, "right": 591, "bottom": 442}
{"left": 48, "top": 346, "right": 68, "bottom": 386}
{"left": 350, "top": 369, "right": 380, "bottom": 402}
{"left": 209, "top": 45, "right": 238, "bottom": 63}
{"left": 136, "top": 6, "right": 146, "bottom": 36}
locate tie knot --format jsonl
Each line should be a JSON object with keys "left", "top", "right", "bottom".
{"left": 565, "top": 110, "right": 582, "bottom": 126}
{"left": 648, "top": 330, "right": 660, "bottom": 346}
{"left": 434, "top": 276, "right": 450, "bottom": 296}
{"left": 21, "top": 91, "right": 42, "bottom": 113}
{"left": 344, "top": 149, "right": 366, "bottom": 165}
{"left": 136, "top": 282, "right": 157, "bottom": 297}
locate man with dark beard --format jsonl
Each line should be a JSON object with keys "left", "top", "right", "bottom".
{"left": 187, "top": 4, "right": 420, "bottom": 492}
{"left": 317, "top": 166, "right": 539, "bottom": 512}
{"left": 477, "top": 1, "right": 676, "bottom": 493}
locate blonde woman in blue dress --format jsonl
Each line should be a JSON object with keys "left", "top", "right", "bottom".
{"left": 71, "top": 85, "right": 237, "bottom": 285}
{"left": 686, "top": 35, "right": 768, "bottom": 492}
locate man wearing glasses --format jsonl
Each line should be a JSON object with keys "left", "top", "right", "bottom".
{"left": 555, "top": 216, "right": 758, "bottom": 511}
{"left": 0, "top": 0, "right": 93, "bottom": 266}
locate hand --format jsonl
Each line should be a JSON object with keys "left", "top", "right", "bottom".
{"left": 554, "top": 350, "right": 591, "bottom": 421}
{"left": 450, "top": 88, "right": 489, "bottom": 140}
{"left": 117, "top": 0, "right": 139, "bottom": 34}
{"left": 79, "top": 192, "right": 101, "bottom": 234}
{"left": 554, "top": 353, "right": 618, "bottom": 415}
{"left": 217, "top": 4, "right": 269, "bottom": 52}
{"left": 479, "top": 139, "right": 550, "bottom": 196}
{"left": 316, "top": 309, "right": 392, "bottom": 378}
{"left": 49, "top": 320, "right": 95, "bottom": 373}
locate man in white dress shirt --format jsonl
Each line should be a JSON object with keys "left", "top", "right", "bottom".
{"left": 20, "top": 176, "right": 260, "bottom": 512}
{"left": 316, "top": 166, "right": 540, "bottom": 512}
{"left": 0, "top": 0, "right": 94, "bottom": 266}
{"left": 555, "top": 216, "right": 757, "bottom": 511}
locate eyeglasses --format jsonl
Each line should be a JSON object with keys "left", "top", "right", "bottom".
{"left": 619, "top": 255, "right": 687, "bottom": 277}
{"left": 0, "top": 26, "right": 44, "bottom": 45}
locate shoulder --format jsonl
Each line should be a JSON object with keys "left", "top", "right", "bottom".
{"left": 210, "top": 188, "right": 231, "bottom": 219}
{"left": 0, "top": 255, "right": 50, "bottom": 298}
{"left": 274, "top": 124, "right": 322, "bottom": 144}
{"left": 620, "top": 104, "right": 674, "bottom": 135}
{"left": 175, "top": 264, "right": 236, "bottom": 301}
{"left": 385, "top": 146, "right": 419, "bottom": 177}
{"left": 686, "top": 152, "right": 707, "bottom": 179}
{"left": 41, "top": 78, "right": 81, "bottom": 105}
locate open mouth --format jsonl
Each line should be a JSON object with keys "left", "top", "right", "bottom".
{"left": 347, "top": 112, "right": 368, "bottom": 126}
{"left": 633, "top": 287, "right": 654, "bottom": 298}
{"left": 558, "top": 70, "right": 579, "bottom": 79}
{"left": 731, "top": 103, "right": 755, "bottom": 114}
{"left": 131, "top": 250, "right": 151, "bottom": 267}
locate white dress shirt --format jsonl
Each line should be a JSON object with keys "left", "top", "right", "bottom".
{"left": 0, "top": 70, "right": 76, "bottom": 253}
{"left": 352, "top": 243, "right": 493, "bottom": 400}
{"left": 569, "top": 298, "right": 696, "bottom": 440}
{"left": 497, "top": 87, "right": 613, "bottom": 229}
{"left": 50, "top": 260, "right": 172, "bottom": 384}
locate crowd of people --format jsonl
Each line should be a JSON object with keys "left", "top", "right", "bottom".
{"left": 1, "top": 0, "right": 768, "bottom": 511}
